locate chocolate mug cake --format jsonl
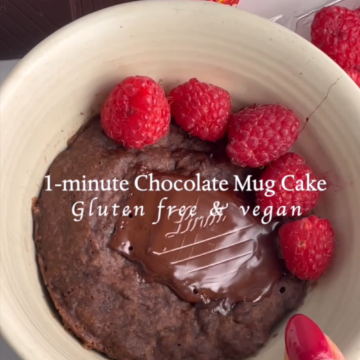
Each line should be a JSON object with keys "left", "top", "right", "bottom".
{"left": 32, "top": 74, "right": 335, "bottom": 360}
{"left": 32, "top": 117, "right": 306, "bottom": 360}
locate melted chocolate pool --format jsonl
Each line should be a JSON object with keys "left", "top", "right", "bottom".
{"left": 109, "top": 172, "right": 285, "bottom": 311}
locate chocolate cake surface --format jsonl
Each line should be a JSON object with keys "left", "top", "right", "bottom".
{"left": 32, "top": 116, "right": 307, "bottom": 360}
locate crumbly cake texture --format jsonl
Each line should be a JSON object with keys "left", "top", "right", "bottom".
{"left": 32, "top": 117, "right": 306, "bottom": 360}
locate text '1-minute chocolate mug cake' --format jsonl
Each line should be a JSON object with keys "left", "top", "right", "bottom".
{"left": 32, "top": 76, "right": 335, "bottom": 360}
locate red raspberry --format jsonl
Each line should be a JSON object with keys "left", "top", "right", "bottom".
{"left": 279, "top": 216, "right": 335, "bottom": 280}
{"left": 101, "top": 76, "right": 170, "bottom": 149}
{"left": 226, "top": 105, "right": 300, "bottom": 168}
{"left": 345, "top": 67, "right": 360, "bottom": 87}
{"left": 256, "top": 153, "right": 320, "bottom": 217}
{"left": 208, "top": 0, "right": 240, "bottom": 6}
{"left": 169, "top": 78, "right": 231, "bottom": 142}
{"left": 311, "top": 6, "right": 360, "bottom": 69}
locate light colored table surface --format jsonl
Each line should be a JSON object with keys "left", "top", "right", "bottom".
{"left": 0, "top": 60, "right": 19, "bottom": 84}
{"left": 1, "top": 59, "right": 21, "bottom": 360}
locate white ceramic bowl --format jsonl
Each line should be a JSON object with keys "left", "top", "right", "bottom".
{"left": 1, "top": 1, "right": 360, "bottom": 359}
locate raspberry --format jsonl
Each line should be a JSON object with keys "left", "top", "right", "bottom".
{"left": 169, "top": 78, "right": 231, "bottom": 142}
{"left": 101, "top": 76, "right": 170, "bottom": 149}
{"left": 226, "top": 105, "right": 300, "bottom": 168}
{"left": 345, "top": 67, "right": 360, "bottom": 87}
{"left": 208, "top": 0, "right": 240, "bottom": 5}
{"left": 311, "top": 6, "right": 360, "bottom": 69}
{"left": 279, "top": 216, "right": 335, "bottom": 280}
{"left": 256, "top": 153, "right": 320, "bottom": 217}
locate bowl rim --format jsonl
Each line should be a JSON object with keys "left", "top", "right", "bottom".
{"left": 1, "top": 1, "right": 360, "bottom": 359}
{"left": 2, "top": 0, "right": 359, "bottom": 101}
